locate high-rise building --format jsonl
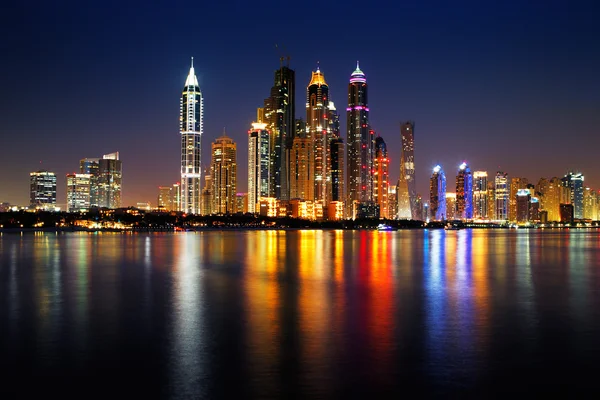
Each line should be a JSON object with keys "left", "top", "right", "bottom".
{"left": 473, "top": 171, "right": 488, "bottom": 219}
{"left": 236, "top": 193, "right": 248, "bottom": 214}
{"left": 201, "top": 169, "right": 212, "bottom": 216}
{"left": 430, "top": 165, "right": 447, "bottom": 221}
{"left": 248, "top": 109, "right": 271, "bottom": 213}
{"left": 487, "top": 181, "right": 495, "bottom": 220}
{"left": 388, "top": 184, "right": 398, "bottom": 220}
{"left": 495, "top": 172, "right": 509, "bottom": 220}
{"left": 456, "top": 162, "right": 473, "bottom": 219}
{"left": 80, "top": 158, "right": 99, "bottom": 207}
{"left": 562, "top": 172, "right": 584, "bottom": 219}
{"left": 398, "top": 121, "right": 417, "bottom": 220}
{"left": 545, "top": 177, "right": 561, "bottom": 221}
{"left": 346, "top": 62, "right": 371, "bottom": 217}
{"left": 306, "top": 66, "right": 330, "bottom": 206}
{"left": 509, "top": 177, "right": 528, "bottom": 221}
{"left": 180, "top": 58, "right": 203, "bottom": 214}
{"left": 157, "top": 186, "right": 172, "bottom": 210}
{"left": 171, "top": 183, "right": 181, "bottom": 213}
{"left": 97, "top": 152, "right": 122, "bottom": 209}
{"left": 516, "top": 189, "right": 531, "bottom": 223}
{"left": 536, "top": 178, "right": 549, "bottom": 210}
{"left": 66, "top": 173, "right": 91, "bottom": 212}
{"left": 330, "top": 137, "right": 344, "bottom": 203}
{"left": 211, "top": 132, "right": 237, "bottom": 214}
{"left": 30, "top": 171, "right": 57, "bottom": 208}
{"left": 445, "top": 193, "right": 457, "bottom": 220}
{"left": 263, "top": 63, "right": 295, "bottom": 201}
{"left": 583, "top": 187, "right": 598, "bottom": 220}
{"left": 560, "top": 203, "right": 574, "bottom": 224}
{"left": 373, "top": 136, "right": 390, "bottom": 219}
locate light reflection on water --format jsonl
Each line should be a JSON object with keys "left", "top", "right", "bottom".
{"left": 2, "top": 230, "right": 600, "bottom": 397}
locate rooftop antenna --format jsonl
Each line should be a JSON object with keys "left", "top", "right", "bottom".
{"left": 275, "top": 43, "right": 290, "bottom": 67}
{"left": 191, "top": 56, "right": 194, "bottom": 68}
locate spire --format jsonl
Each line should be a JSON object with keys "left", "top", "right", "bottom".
{"left": 309, "top": 63, "right": 327, "bottom": 86}
{"left": 184, "top": 57, "right": 199, "bottom": 87}
{"left": 222, "top": 127, "right": 227, "bottom": 137}
{"left": 350, "top": 60, "right": 366, "bottom": 83}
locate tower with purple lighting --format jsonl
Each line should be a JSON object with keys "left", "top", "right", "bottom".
{"left": 346, "top": 61, "right": 371, "bottom": 218}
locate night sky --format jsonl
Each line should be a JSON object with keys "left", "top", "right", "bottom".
{"left": 1, "top": 0, "right": 598, "bottom": 207}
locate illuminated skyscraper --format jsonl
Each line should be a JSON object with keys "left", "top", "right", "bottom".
{"left": 445, "top": 193, "right": 456, "bottom": 219}
{"left": 248, "top": 109, "right": 271, "bottom": 214}
{"left": 373, "top": 136, "right": 390, "bottom": 219}
{"left": 509, "top": 177, "right": 528, "bottom": 221}
{"left": 330, "top": 137, "right": 344, "bottom": 202}
{"left": 157, "top": 186, "right": 172, "bottom": 211}
{"left": 516, "top": 189, "right": 531, "bottom": 223}
{"left": 398, "top": 121, "right": 416, "bottom": 219}
{"left": 171, "top": 183, "right": 181, "bottom": 212}
{"left": 456, "top": 162, "right": 473, "bottom": 219}
{"left": 583, "top": 187, "right": 597, "bottom": 220}
{"left": 97, "top": 152, "right": 122, "bottom": 209}
{"left": 562, "top": 172, "right": 584, "bottom": 219}
{"left": 211, "top": 132, "right": 237, "bottom": 214}
{"left": 388, "top": 184, "right": 398, "bottom": 220}
{"left": 429, "top": 165, "right": 446, "bottom": 221}
{"left": 545, "top": 177, "right": 561, "bottom": 221}
{"left": 495, "top": 171, "right": 509, "bottom": 220}
{"left": 307, "top": 66, "right": 330, "bottom": 204}
{"left": 67, "top": 173, "right": 91, "bottom": 212}
{"left": 346, "top": 62, "right": 371, "bottom": 216}
{"left": 30, "top": 170, "right": 57, "bottom": 208}
{"left": 473, "top": 171, "right": 488, "bottom": 219}
{"left": 264, "top": 62, "right": 295, "bottom": 200}
{"left": 487, "top": 181, "right": 495, "bottom": 220}
{"left": 201, "top": 169, "right": 212, "bottom": 215}
{"left": 80, "top": 158, "right": 99, "bottom": 207}
{"left": 180, "top": 58, "right": 203, "bottom": 214}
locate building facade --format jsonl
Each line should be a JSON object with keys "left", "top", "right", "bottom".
{"left": 509, "top": 177, "right": 528, "bottom": 221}
{"left": 180, "top": 58, "right": 203, "bottom": 214}
{"left": 97, "top": 152, "right": 122, "bottom": 209}
{"left": 456, "top": 162, "right": 473, "bottom": 219}
{"left": 398, "top": 121, "right": 417, "bottom": 219}
{"left": 494, "top": 172, "right": 509, "bottom": 220}
{"left": 473, "top": 171, "right": 488, "bottom": 219}
{"left": 430, "top": 165, "right": 447, "bottom": 221}
{"left": 30, "top": 171, "right": 57, "bottom": 208}
{"left": 67, "top": 173, "right": 91, "bottom": 212}
{"left": 346, "top": 62, "right": 371, "bottom": 217}
{"left": 373, "top": 136, "right": 390, "bottom": 219}
{"left": 211, "top": 132, "right": 237, "bottom": 214}
{"left": 248, "top": 110, "right": 271, "bottom": 214}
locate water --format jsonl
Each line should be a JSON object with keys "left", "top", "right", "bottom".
{"left": 1, "top": 230, "right": 600, "bottom": 398}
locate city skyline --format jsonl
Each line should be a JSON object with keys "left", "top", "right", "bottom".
{"left": 1, "top": 2, "right": 599, "bottom": 207}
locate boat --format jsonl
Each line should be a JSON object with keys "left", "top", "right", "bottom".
{"left": 377, "top": 224, "right": 398, "bottom": 231}
{"left": 444, "top": 224, "right": 461, "bottom": 231}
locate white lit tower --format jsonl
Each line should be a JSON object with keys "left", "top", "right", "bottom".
{"left": 180, "top": 57, "right": 203, "bottom": 214}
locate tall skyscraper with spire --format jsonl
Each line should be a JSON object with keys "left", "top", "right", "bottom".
{"left": 180, "top": 58, "right": 203, "bottom": 214}
{"left": 307, "top": 65, "right": 329, "bottom": 204}
{"left": 397, "top": 121, "right": 417, "bottom": 219}
{"left": 264, "top": 61, "right": 295, "bottom": 200}
{"left": 346, "top": 62, "right": 371, "bottom": 218}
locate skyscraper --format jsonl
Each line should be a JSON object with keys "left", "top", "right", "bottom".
{"left": 264, "top": 62, "right": 295, "bottom": 200}
{"left": 157, "top": 186, "right": 172, "bottom": 211}
{"left": 373, "top": 136, "right": 390, "bottom": 219}
{"left": 97, "top": 152, "right": 122, "bottom": 209}
{"left": 248, "top": 109, "right": 271, "bottom": 213}
{"left": 180, "top": 58, "right": 203, "bottom": 214}
{"left": 509, "top": 177, "right": 528, "bottom": 221}
{"left": 445, "top": 193, "right": 457, "bottom": 220}
{"left": 545, "top": 177, "right": 561, "bottom": 221}
{"left": 495, "top": 171, "right": 509, "bottom": 220}
{"left": 473, "top": 171, "right": 488, "bottom": 219}
{"left": 398, "top": 121, "right": 416, "bottom": 219}
{"left": 562, "top": 172, "right": 584, "bottom": 219}
{"left": 67, "top": 173, "right": 91, "bottom": 212}
{"left": 346, "top": 62, "right": 371, "bottom": 217}
{"left": 516, "top": 189, "right": 531, "bottom": 223}
{"left": 201, "top": 169, "right": 212, "bottom": 215}
{"left": 456, "top": 162, "right": 473, "bottom": 219}
{"left": 307, "top": 66, "right": 330, "bottom": 205}
{"left": 80, "top": 158, "right": 99, "bottom": 207}
{"left": 211, "top": 132, "right": 237, "bottom": 214}
{"left": 330, "top": 137, "right": 344, "bottom": 202}
{"left": 583, "top": 187, "right": 597, "bottom": 220}
{"left": 430, "top": 165, "right": 446, "bottom": 221}
{"left": 30, "top": 171, "right": 57, "bottom": 208}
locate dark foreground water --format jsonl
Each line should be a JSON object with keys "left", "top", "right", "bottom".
{"left": 1, "top": 230, "right": 600, "bottom": 398}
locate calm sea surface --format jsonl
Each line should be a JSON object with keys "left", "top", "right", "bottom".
{"left": 1, "top": 230, "right": 600, "bottom": 398}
